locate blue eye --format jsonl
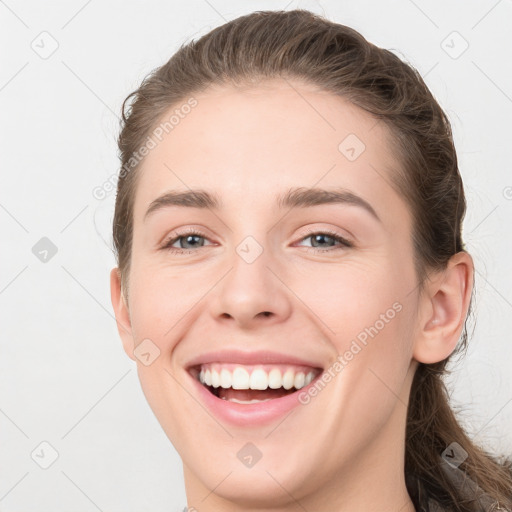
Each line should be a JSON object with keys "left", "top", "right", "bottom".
{"left": 161, "top": 230, "right": 212, "bottom": 254}
{"left": 297, "top": 230, "right": 353, "bottom": 252}
{"left": 160, "top": 229, "right": 353, "bottom": 255}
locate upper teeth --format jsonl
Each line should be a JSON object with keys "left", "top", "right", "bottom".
{"left": 197, "top": 364, "right": 319, "bottom": 390}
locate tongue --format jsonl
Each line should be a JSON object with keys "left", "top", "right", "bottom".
{"left": 218, "top": 387, "right": 295, "bottom": 401}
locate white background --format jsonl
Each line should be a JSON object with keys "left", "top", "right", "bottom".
{"left": 1, "top": 1, "right": 511, "bottom": 510}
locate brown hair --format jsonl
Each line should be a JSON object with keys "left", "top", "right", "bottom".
{"left": 112, "top": 9, "right": 512, "bottom": 510}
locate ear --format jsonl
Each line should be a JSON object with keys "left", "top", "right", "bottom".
{"left": 413, "top": 252, "right": 474, "bottom": 364}
{"left": 110, "top": 267, "right": 136, "bottom": 361}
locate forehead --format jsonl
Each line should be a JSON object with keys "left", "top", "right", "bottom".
{"left": 132, "top": 78, "right": 409, "bottom": 229}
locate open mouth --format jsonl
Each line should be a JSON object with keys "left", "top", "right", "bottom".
{"left": 189, "top": 363, "right": 323, "bottom": 404}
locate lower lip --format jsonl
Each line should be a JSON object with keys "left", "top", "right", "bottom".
{"left": 187, "top": 370, "right": 322, "bottom": 427}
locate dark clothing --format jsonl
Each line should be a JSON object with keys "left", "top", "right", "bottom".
{"left": 407, "top": 464, "right": 508, "bottom": 512}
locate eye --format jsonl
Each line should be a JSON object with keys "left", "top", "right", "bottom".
{"left": 296, "top": 229, "right": 353, "bottom": 253}
{"left": 160, "top": 228, "right": 353, "bottom": 255}
{"left": 160, "top": 229, "right": 213, "bottom": 254}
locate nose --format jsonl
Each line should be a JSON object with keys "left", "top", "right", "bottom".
{"left": 211, "top": 241, "right": 292, "bottom": 329}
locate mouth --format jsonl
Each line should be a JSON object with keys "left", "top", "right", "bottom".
{"left": 188, "top": 363, "right": 323, "bottom": 404}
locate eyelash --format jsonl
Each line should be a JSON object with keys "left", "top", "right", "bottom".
{"left": 160, "top": 227, "right": 353, "bottom": 255}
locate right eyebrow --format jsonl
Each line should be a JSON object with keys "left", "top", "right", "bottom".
{"left": 144, "top": 190, "right": 221, "bottom": 222}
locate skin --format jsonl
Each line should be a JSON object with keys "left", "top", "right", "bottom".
{"left": 110, "top": 77, "right": 473, "bottom": 512}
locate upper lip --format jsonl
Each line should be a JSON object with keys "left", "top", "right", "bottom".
{"left": 185, "top": 349, "right": 324, "bottom": 369}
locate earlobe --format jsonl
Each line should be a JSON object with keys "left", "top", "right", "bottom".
{"left": 413, "top": 252, "right": 474, "bottom": 365}
{"left": 110, "top": 267, "right": 136, "bottom": 361}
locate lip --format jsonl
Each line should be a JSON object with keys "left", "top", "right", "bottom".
{"left": 185, "top": 364, "right": 324, "bottom": 427}
{"left": 185, "top": 349, "right": 324, "bottom": 369}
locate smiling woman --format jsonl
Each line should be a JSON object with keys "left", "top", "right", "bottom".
{"left": 109, "top": 9, "right": 512, "bottom": 512}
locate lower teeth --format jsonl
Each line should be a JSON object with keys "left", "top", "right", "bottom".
{"left": 222, "top": 397, "right": 273, "bottom": 404}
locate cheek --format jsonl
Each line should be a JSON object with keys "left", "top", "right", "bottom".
{"left": 127, "top": 259, "right": 217, "bottom": 357}
{"left": 291, "top": 259, "right": 407, "bottom": 342}
{"left": 292, "top": 260, "right": 415, "bottom": 395}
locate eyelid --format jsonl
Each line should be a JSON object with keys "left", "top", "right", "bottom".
{"left": 160, "top": 226, "right": 213, "bottom": 249}
{"left": 160, "top": 225, "right": 354, "bottom": 254}
{"left": 296, "top": 226, "right": 354, "bottom": 243}
{"left": 293, "top": 227, "right": 354, "bottom": 250}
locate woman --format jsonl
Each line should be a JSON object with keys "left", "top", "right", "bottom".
{"left": 109, "top": 9, "right": 512, "bottom": 511}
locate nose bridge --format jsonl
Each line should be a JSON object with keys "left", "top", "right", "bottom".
{"left": 212, "top": 228, "right": 292, "bottom": 327}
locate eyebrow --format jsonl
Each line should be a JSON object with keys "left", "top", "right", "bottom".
{"left": 143, "top": 186, "right": 380, "bottom": 222}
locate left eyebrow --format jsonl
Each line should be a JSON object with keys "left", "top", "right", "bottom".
{"left": 277, "top": 186, "right": 381, "bottom": 223}
{"left": 143, "top": 186, "right": 380, "bottom": 223}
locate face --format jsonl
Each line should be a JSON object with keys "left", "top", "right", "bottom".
{"left": 113, "top": 78, "right": 423, "bottom": 508}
